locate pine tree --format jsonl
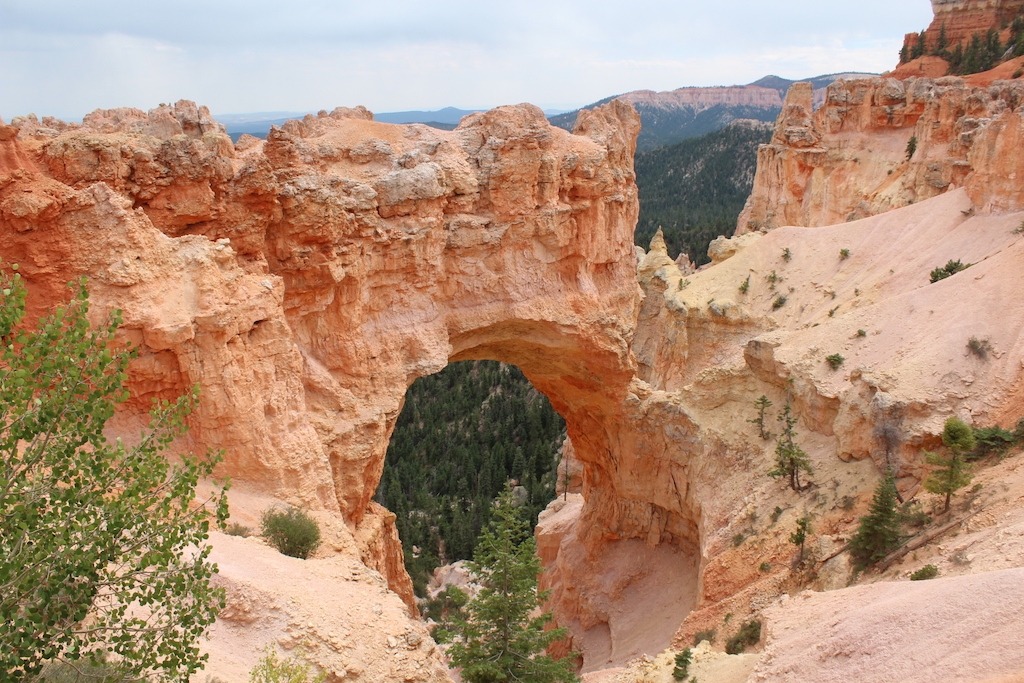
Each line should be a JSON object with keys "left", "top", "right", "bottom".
{"left": 923, "top": 417, "right": 975, "bottom": 512}
{"left": 935, "top": 24, "right": 949, "bottom": 56}
{"left": 748, "top": 395, "right": 773, "bottom": 440}
{"left": 768, "top": 401, "right": 814, "bottom": 491}
{"left": 790, "top": 514, "right": 812, "bottom": 564}
{"left": 849, "top": 472, "right": 902, "bottom": 568}
{"left": 445, "top": 485, "right": 578, "bottom": 683}
{"left": 911, "top": 30, "right": 927, "bottom": 59}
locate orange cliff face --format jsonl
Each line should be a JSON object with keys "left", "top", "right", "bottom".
{"left": 922, "top": 0, "right": 1024, "bottom": 53}
{"left": 895, "top": 0, "right": 1024, "bottom": 80}
{"left": 737, "top": 76, "right": 1024, "bottom": 232}
{"left": 0, "top": 99, "right": 644, "bottom": 617}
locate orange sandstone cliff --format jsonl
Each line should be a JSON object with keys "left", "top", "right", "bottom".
{"left": 736, "top": 76, "right": 1024, "bottom": 232}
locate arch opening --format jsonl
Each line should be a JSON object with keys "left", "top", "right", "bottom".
{"left": 375, "top": 358, "right": 568, "bottom": 598}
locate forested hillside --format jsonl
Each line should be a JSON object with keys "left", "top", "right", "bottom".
{"left": 375, "top": 361, "right": 565, "bottom": 595}
{"left": 634, "top": 121, "right": 772, "bottom": 264}
{"left": 550, "top": 100, "right": 776, "bottom": 151}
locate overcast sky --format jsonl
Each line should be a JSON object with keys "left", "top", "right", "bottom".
{"left": 1, "top": 0, "right": 934, "bottom": 121}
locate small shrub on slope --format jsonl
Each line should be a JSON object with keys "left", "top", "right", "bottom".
{"left": 261, "top": 507, "right": 321, "bottom": 559}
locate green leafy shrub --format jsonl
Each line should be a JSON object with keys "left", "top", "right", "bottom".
{"left": 772, "top": 295, "right": 787, "bottom": 310}
{"left": 725, "top": 620, "right": 762, "bottom": 654}
{"left": 910, "top": 565, "right": 939, "bottom": 581}
{"left": 672, "top": 649, "right": 693, "bottom": 680}
{"left": 967, "top": 337, "right": 993, "bottom": 359}
{"left": 759, "top": 561, "right": 772, "bottom": 573}
{"left": 857, "top": 329, "right": 867, "bottom": 337}
{"left": 826, "top": 353, "right": 845, "bottom": 370}
{"left": 225, "top": 522, "right": 253, "bottom": 537}
{"left": 840, "top": 248, "right": 850, "bottom": 260}
{"left": 692, "top": 629, "right": 715, "bottom": 646}
{"left": 0, "top": 270, "right": 228, "bottom": 681}
{"left": 39, "top": 653, "right": 125, "bottom": 682}
{"left": 929, "top": 259, "right": 969, "bottom": 283}
{"left": 782, "top": 247, "right": 792, "bottom": 262}
{"left": 739, "top": 275, "right": 750, "bottom": 294}
{"left": 261, "top": 508, "right": 321, "bottom": 559}
{"left": 731, "top": 532, "right": 746, "bottom": 547}
{"left": 971, "top": 424, "right": 1015, "bottom": 459}
{"left": 250, "top": 646, "right": 326, "bottom": 683}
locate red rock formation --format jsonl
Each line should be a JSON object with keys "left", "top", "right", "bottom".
{"left": 737, "top": 76, "right": 1024, "bottom": 231}
{"left": 911, "top": 0, "right": 1024, "bottom": 54}
{"left": 1, "top": 99, "right": 643, "bottom": 619}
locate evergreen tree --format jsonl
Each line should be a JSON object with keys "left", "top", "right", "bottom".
{"left": 935, "top": 24, "right": 949, "bottom": 56}
{"left": 768, "top": 400, "right": 813, "bottom": 491}
{"left": 748, "top": 395, "right": 773, "bottom": 440}
{"left": 911, "top": 30, "right": 927, "bottom": 59}
{"left": 849, "top": 472, "right": 902, "bottom": 568}
{"left": 790, "top": 514, "right": 812, "bottom": 564}
{"left": 923, "top": 417, "right": 975, "bottom": 512}
{"left": 445, "top": 486, "right": 578, "bottom": 683}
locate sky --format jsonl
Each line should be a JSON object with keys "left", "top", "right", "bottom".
{"left": 0, "top": 0, "right": 935, "bottom": 121}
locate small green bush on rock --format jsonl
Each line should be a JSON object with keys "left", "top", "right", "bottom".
{"left": 930, "top": 259, "right": 969, "bottom": 283}
{"left": 261, "top": 507, "right": 321, "bottom": 559}
{"left": 250, "top": 645, "right": 325, "bottom": 683}
{"left": 725, "top": 620, "right": 762, "bottom": 654}
{"left": 910, "top": 565, "right": 939, "bottom": 581}
{"left": 672, "top": 649, "right": 692, "bottom": 680}
{"left": 225, "top": 522, "right": 253, "bottom": 537}
{"left": 692, "top": 629, "right": 716, "bottom": 646}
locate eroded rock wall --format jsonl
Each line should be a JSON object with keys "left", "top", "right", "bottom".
{"left": 738, "top": 76, "right": 1024, "bottom": 231}
{"left": 0, "top": 99, "right": 644, "bottom": 622}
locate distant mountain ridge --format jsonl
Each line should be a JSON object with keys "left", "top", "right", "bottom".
{"left": 549, "top": 72, "right": 877, "bottom": 151}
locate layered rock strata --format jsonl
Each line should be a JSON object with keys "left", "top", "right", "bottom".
{"left": 906, "top": 0, "right": 1024, "bottom": 56}
{"left": 738, "top": 76, "right": 1024, "bottom": 231}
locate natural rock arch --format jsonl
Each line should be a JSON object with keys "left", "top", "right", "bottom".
{"left": 1, "top": 101, "right": 704, "bottom": 628}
